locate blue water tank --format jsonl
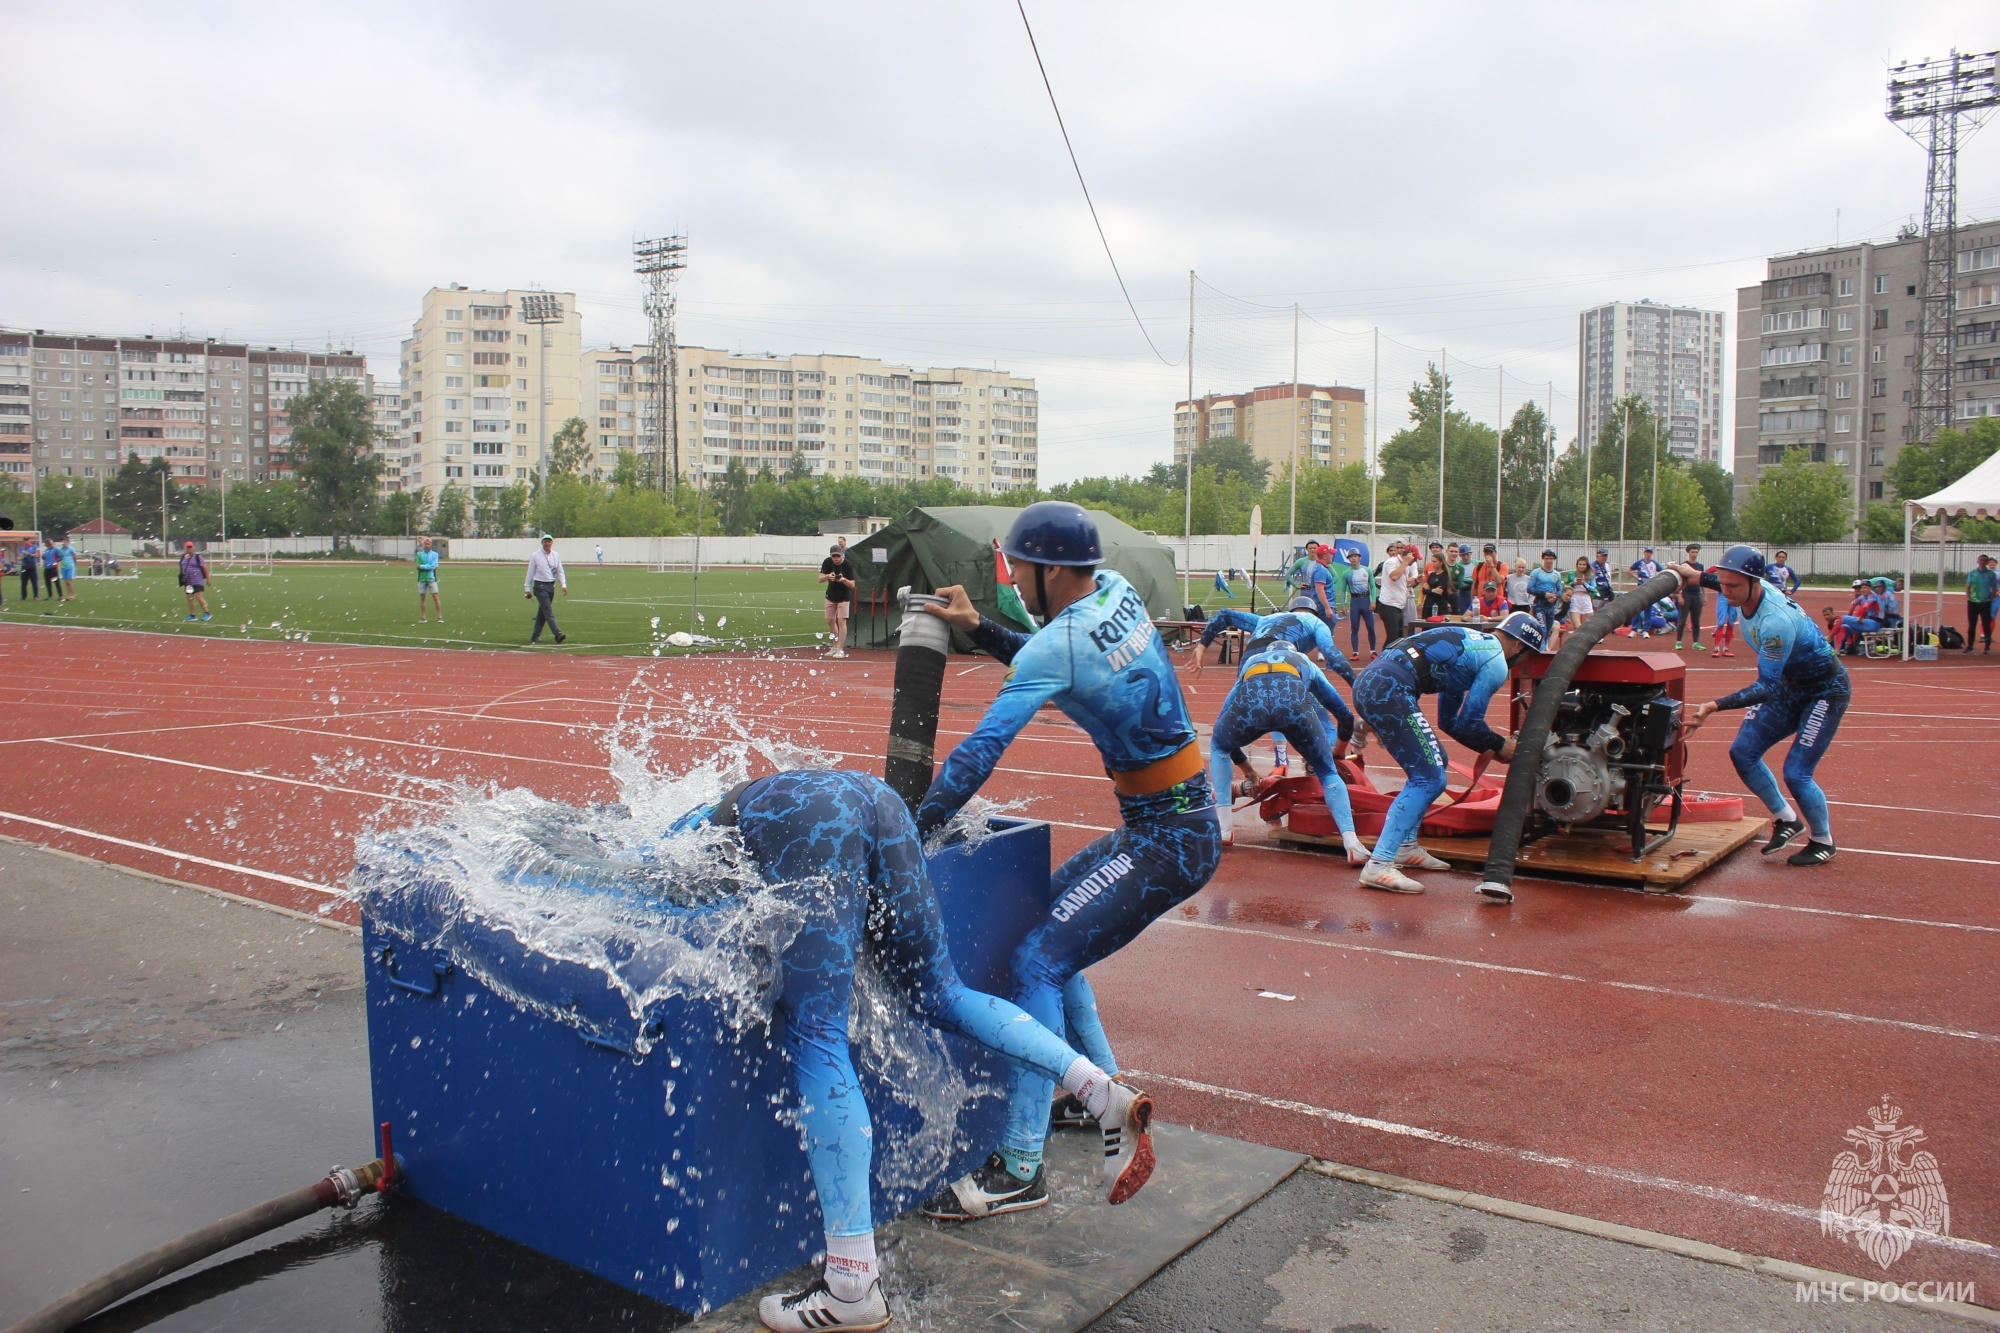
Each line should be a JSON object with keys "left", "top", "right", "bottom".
{"left": 359, "top": 817, "right": 1052, "bottom": 1316}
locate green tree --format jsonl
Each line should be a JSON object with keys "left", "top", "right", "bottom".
{"left": 1883, "top": 417, "right": 2000, "bottom": 502}
{"left": 1376, "top": 364, "right": 1498, "bottom": 533}
{"left": 1739, "top": 448, "right": 1853, "bottom": 545}
{"left": 1653, "top": 467, "right": 1713, "bottom": 545}
{"left": 376, "top": 486, "right": 432, "bottom": 536}
{"left": 546, "top": 417, "right": 592, "bottom": 480}
{"left": 1190, "top": 436, "right": 1270, "bottom": 491}
{"left": 608, "top": 449, "right": 646, "bottom": 492}
{"left": 100, "top": 454, "right": 192, "bottom": 542}
{"left": 1686, "top": 459, "right": 1739, "bottom": 542}
{"left": 1498, "top": 400, "right": 1554, "bottom": 540}
{"left": 286, "top": 377, "right": 381, "bottom": 543}
{"left": 430, "top": 486, "right": 468, "bottom": 538}
{"left": 715, "top": 458, "right": 754, "bottom": 534}
{"left": 491, "top": 482, "right": 533, "bottom": 538}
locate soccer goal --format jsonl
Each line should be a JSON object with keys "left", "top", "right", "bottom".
{"left": 212, "top": 538, "right": 274, "bottom": 577}
{"left": 79, "top": 550, "right": 139, "bottom": 578}
{"left": 649, "top": 536, "right": 702, "bottom": 574}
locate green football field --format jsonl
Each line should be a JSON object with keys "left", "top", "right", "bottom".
{"left": 0, "top": 560, "right": 855, "bottom": 655}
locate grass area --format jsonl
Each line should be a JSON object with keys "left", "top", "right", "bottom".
{"left": 0, "top": 561, "right": 852, "bottom": 655}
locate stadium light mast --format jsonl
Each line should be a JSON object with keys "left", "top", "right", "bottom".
{"left": 634, "top": 235, "right": 688, "bottom": 493}
{"left": 1886, "top": 50, "right": 2000, "bottom": 444}
{"left": 519, "top": 292, "right": 565, "bottom": 531}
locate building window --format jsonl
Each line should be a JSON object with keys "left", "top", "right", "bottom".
{"left": 1839, "top": 277, "right": 1855, "bottom": 296}
{"left": 1874, "top": 275, "right": 1889, "bottom": 294}
{"left": 1869, "top": 481, "right": 1884, "bottom": 500}
{"left": 1870, "top": 445, "right": 1885, "bottom": 465}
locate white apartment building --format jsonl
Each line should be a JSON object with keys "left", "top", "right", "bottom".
{"left": 1578, "top": 301, "right": 1727, "bottom": 462}
{"left": 396, "top": 286, "right": 581, "bottom": 495}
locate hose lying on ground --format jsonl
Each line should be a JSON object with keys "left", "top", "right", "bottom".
{"left": 1474, "top": 569, "right": 1689, "bottom": 904}
{"left": 884, "top": 589, "right": 950, "bottom": 811}
{"left": 4, "top": 1153, "right": 393, "bottom": 1333}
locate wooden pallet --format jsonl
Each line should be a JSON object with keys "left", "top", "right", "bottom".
{"left": 1269, "top": 816, "right": 1768, "bottom": 893}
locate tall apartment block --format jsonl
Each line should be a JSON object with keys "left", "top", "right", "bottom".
{"left": 1173, "top": 383, "right": 1366, "bottom": 475}
{"left": 396, "top": 286, "right": 581, "bottom": 496}
{"left": 0, "top": 328, "right": 366, "bottom": 492}
{"left": 1732, "top": 217, "right": 2000, "bottom": 522}
{"left": 1577, "top": 301, "right": 1726, "bottom": 462}
{"left": 580, "top": 345, "right": 1037, "bottom": 493}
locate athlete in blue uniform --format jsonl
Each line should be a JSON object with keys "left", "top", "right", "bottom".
{"left": 1210, "top": 637, "right": 1366, "bottom": 858}
{"left": 1677, "top": 546, "right": 1847, "bottom": 867}
{"left": 913, "top": 502, "right": 1221, "bottom": 1222}
{"left": 1349, "top": 613, "right": 1548, "bottom": 894}
{"left": 668, "top": 769, "right": 1152, "bottom": 1332}
{"left": 1197, "top": 600, "right": 1356, "bottom": 788}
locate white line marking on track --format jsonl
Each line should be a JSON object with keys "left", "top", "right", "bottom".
{"left": 37, "top": 739, "right": 440, "bottom": 807}
{"left": 1160, "top": 917, "right": 2000, "bottom": 1043}
{"left": 251, "top": 722, "right": 611, "bottom": 773}
{"left": 1126, "top": 1070, "right": 2000, "bottom": 1260}
{"left": 0, "top": 808, "right": 340, "bottom": 896}
{"left": 1691, "top": 894, "right": 2000, "bottom": 935}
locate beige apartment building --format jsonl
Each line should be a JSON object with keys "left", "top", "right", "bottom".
{"left": 396, "top": 286, "right": 582, "bottom": 496}
{"left": 1173, "top": 383, "right": 1366, "bottom": 475}
{"left": 580, "top": 345, "right": 1037, "bottom": 493}
{"left": 1733, "top": 217, "right": 2000, "bottom": 525}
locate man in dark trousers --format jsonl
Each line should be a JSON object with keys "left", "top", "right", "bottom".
{"left": 1676, "top": 542, "right": 1706, "bottom": 651}
{"left": 524, "top": 533, "right": 568, "bottom": 644}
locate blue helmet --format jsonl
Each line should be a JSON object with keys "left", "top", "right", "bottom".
{"left": 1493, "top": 611, "right": 1551, "bottom": 654}
{"left": 1714, "top": 544, "right": 1766, "bottom": 579}
{"left": 1287, "top": 594, "right": 1320, "bottom": 614}
{"left": 1002, "top": 501, "right": 1102, "bottom": 567}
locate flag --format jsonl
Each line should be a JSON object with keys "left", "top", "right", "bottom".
{"left": 993, "top": 540, "right": 1037, "bottom": 630}
{"left": 1213, "top": 569, "right": 1233, "bottom": 600}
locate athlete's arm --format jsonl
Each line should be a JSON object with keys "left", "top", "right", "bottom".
{"left": 1439, "top": 649, "right": 1512, "bottom": 755}
{"left": 1308, "top": 619, "right": 1356, "bottom": 684}
{"left": 916, "top": 636, "right": 1068, "bottom": 834}
{"left": 1200, "top": 608, "right": 1258, "bottom": 647}
{"left": 1303, "top": 662, "right": 1355, "bottom": 741}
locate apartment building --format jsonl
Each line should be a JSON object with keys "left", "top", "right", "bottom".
{"left": 396, "top": 286, "right": 582, "bottom": 496}
{"left": 1578, "top": 301, "right": 1726, "bottom": 462}
{"left": 1732, "top": 217, "right": 2000, "bottom": 522}
{"left": 0, "top": 328, "right": 365, "bottom": 490}
{"left": 372, "top": 382, "right": 414, "bottom": 492}
{"left": 1172, "top": 383, "right": 1366, "bottom": 475}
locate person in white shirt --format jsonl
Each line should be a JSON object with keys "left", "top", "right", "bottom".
{"left": 594, "top": 543, "right": 604, "bottom": 567}
{"left": 1373, "top": 543, "right": 1420, "bottom": 644}
{"left": 525, "top": 534, "right": 569, "bottom": 644}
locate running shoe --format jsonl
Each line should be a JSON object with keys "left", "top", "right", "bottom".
{"left": 1761, "top": 818, "right": 1806, "bottom": 855}
{"left": 1721, "top": 647, "right": 1736, "bottom": 657}
{"left": 554, "top": 632, "right": 567, "bottom": 643}
{"left": 200, "top": 612, "right": 211, "bottom": 621}
{"left": 1359, "top": 860, "right": 1425, "bottom": 893}
{"left": 1394, "top": 842, "right": 1450, "bottom": 871}
{"left": 1100, "top": 1081, "right": 1155, "bottom": 1204}
{"left": 921, "top": 1153, "right": 1047, "bottom": 1220}
{"left": 1674, "top": 640, "right": 1683, "bottom": 650}
{"left": 758, "top": 1274, "right": 890, "bottom": 1332}
{"left": 1050, "top": 1091, "right": 1095, "bottom": 1131}
{"left": 1787, "top": 841, "right": 1837, "bottom": 867}
{"left": 184, "top": 614, "right": 198, "bottom": 621}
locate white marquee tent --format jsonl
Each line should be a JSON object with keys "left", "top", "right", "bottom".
{"left": 1902, "top": 448, "right": 2000, "bottom": 658}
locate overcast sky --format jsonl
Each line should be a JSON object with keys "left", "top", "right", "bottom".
{"left": 6, "top": 2, "right": 1996, "bottom": 481}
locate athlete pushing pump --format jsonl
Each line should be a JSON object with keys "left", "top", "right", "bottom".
{"left": 1209, "top": 634, "right": 1367, "bottom": 859}
{"left": 1198, "top": 596, "right": 1358, "bottom": 778}
{"left": 913, "top": 502, "right": 1222, "bottom": 1223}
{"left": 668, "top": 770, "right": 1150, "bottom": 1333}
{"left": 1675, "top": 545, "right": 1846, "bottom": 866}
{"left": 1349, "top": 611, "right": 1551, "bottom": 894}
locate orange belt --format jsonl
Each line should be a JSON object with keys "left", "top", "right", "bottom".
{"left": 1109, "top": 742, "right": 1204, "bottom": 797}
{"left": 1241, "top": 661, "right": 1301, "bottom": 678}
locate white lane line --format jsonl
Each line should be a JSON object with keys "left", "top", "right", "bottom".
{"left": 1692, "top": 895, "right": 2000, "bottom": 935}
{"left": 1159, "top": 917, "right": 2000, "bottom": 1044}
{"left": 0, "top": 702, "right": 433, "bottom": 748}
{"left": 37, "top": 739, "right": 440, "bottom": 807}
{"left": 1842, "top": 847, "right": 2000, "bottom": 866}
{"left": 0, "top": 808, "right": 341, "bottom": 897}
{"left": 252, "top": 722, "right": 611, "bottom": 773}
{"left": 1126, "top": 1070, "right": 2000, "bottom": 1261}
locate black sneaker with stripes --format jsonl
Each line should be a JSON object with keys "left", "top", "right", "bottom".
{"left": 919, "top": 1152, "right": 1047, "bottom": 1220}
{"left": 1786, "top": 840, "right": 1836, "bottom": 867}
{"left": 1049, "top": 1092, "right": 1096, "bottom": 1130}
{"left": 1760, "top": 818, "right": 1806, "bottom": 855}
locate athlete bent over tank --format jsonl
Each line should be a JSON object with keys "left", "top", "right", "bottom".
{"left": 1209, "top": 635, "right": 1366, "bottom": 860}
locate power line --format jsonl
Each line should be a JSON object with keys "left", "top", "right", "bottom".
{"left": 1014, "top": 0, "right": 1179, "bottom": 367}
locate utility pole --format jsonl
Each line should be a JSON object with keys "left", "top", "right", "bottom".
{"left": 1541, "top": 382, "right": 1552, "bottom": 545}
{"left": 160, "top": 470, "right": 167, "bottom": 553}
{"left": 1494, "top": 365, "right": 1504, "bottom": 544}
{"left": 1289, "top": 303, "right": 1299, "bottom": 545}
{"left": 1887, "top": 51, "right": 1999, "bottom": 443}
{"left": 1369, "top": 327, "right": 1379, "bottom": 539}
{"left": 1436, "top": 349, "right": 1448, "bottom": 540}
{"left": 1183, "top": 269, "right": 1194, "bottom": 607}
{"left": 1618, "top": 400, "right": 1630, "bottom": 548}
{"left": 634, "top": 235, "right": 688, "bottom": 490}
{"left": 519, "top": 293, "right": 566, "bottom": 535}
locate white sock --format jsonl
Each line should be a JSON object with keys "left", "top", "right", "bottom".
{"left": 1774, "top": 802, "right": 1798, "bottom": 823}
{"left": 1061, "top": 1055, "right": 1112, "bottom": 1119}
{"left": 823, "top": 1232, "right": 878, "bottom": 1301}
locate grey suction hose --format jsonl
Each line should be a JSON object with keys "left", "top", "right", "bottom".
{"left": 884, "top": 588, "right": 950, "bottom": 811}
{"left": 4, "top": 1154, "right": 393, "bottom": 1333}
{"left": 1474, "top": 569, "right": 1689, "bottom": 903}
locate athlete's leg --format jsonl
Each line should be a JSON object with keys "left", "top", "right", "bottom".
{"left": 1278, "top": 702, "right": 1357, "bottom": 840}
{"left": 1728, "top": 692, "right": 1805, "bottom": 829}
{"left": 1209, "top": 708, "right": 1248, "bottom": 842}
{"left": 1778, "top": 673, "right": 1849, "bottom": 845}
{"left": 1353, "top": 666, "right": 1447, "bottom": 880}
{"left": 1061, "top": 974, "right": 1116, "bottom": 1074}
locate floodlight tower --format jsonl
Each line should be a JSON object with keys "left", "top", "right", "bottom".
{"left": 634, "top": 235, "right": 688, "bottom": 492}
{"left": 1886, "top": 50, "right": 2000, "bottom": 443}
{"left": 519, "top": 292, "right": 565, "bottom": 527}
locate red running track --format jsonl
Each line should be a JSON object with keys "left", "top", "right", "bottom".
{"left": 1, "top": 620, "right": 1995, "bottom": 1303}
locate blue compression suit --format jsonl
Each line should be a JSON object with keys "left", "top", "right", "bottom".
{"left": 1700, "top": 575, "right": 1849, "bottom": 841}
{"left": 1200, "top": 608, "right": 1354, "bottom": 683}
{"left": 682, "top": 770, "right": 1091, "bottom": 1239}
{"left": 918, "top": 571, "right": 1221, "bottom": 1156}
{"left": 1209, "top": 640, "right": 1357, "bottom": 836}
{"left": 1350, "top": 627, "right": 1511, "bottom": 862}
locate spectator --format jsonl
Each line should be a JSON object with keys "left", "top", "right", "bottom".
{"left": 18, "top": 536, "right": 41, "bottom": 601}
{"left": 1870, "top": 577, "right": 1900, "bottom": 624}
{"left": 1303, "top": 545, "right": 1338, "bottom": 623}
{"left": 1374, "top": 543, "right": 1419, "bottom": 644}
{"left": 415, "top": 535, "right": 443, "bottom": 623}
{"left": 819, "top": 543, "right": 855, "bottom": 658}
{"left": 1472, "top": 544, "right": 1507, "bottom": 611}
{"left": 1424, "top": 541, "right": 1457, "bottom": 609}
{"left": 1765, "top": 549, "right": 1800, "bottom": 595}
{"left": 1335, "top": 547, "right": 1376, "bottom": 659}
{"left": 40, "top": 539, "right": 61, "bottom": 601}
{"left": 1286, "top": 541, "right": 1321, "bottom": 596}
{"left": 1421, "top": 551, "right": 1453, "bottom": 619}
{"left": 1967, "top": 554, "right": 1996, "bottom": 655}
{"left": 1589, "top": 547, "right": 1614, "bottom": 601}
{"left": 56, "top": 538, "right": 76, "bottom": 604}
{"left": 1506, "top": 558, "right": 1532, "bottom": 614}
{"left": 595, "top": 542, "right": 605, "bottom": 567}
{"left": 1627, "top": 546, "right": 1662, "bottom": 635}
{"left": 1527, "top": 550, "right": 1564, "bottom": 636}
{"left": 1677, "top": 543, "right": 1706, "bottom": 651}
{"left": 1452, "top": 544, "right": 1476, "bottom": 615}
{"left": 1834, "top": 580, "right": 1881, "bottom": 655}
{"left": 1561, "top": 557, "right": 1596, "bottom": 644}
{"left": 1478, "top": 574, "right": 1508, "bottom": 619}
{"left": 524, "top": 533, "right": 568, "bottom": 644}
{"left": 178, "top": 541, "right": 211, "bottom": 621}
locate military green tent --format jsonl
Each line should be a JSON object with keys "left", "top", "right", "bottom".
{"left": 844, "top": 506, "right": 1178, "bottom": 650}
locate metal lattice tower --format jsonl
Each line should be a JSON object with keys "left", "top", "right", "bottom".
{"left": 634, "top": 235, "right": 688, "bottom": 491}
{"left": 1886, "top": 51, "right": 1999, "bottom": 444}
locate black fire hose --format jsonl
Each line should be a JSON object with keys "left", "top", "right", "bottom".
{"left": 1473, "top": 569, "right": 1689, "bottom": 904}
{"left": 884, "top": 589, "right": 950, "bottom": 811}
{"left": 4, "top": 1141, "right": 395, "bottom": 1333}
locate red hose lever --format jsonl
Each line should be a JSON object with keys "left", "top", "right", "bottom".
{"left": 379, "top": 1121, "right": 396, "bottom": 1192}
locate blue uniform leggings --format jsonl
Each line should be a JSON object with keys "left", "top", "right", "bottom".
{"left": 1208, "top": 679, "right": 1354, "bottom": 835}
{"left": 1727, "top": 671, "right": 1849, "bottom": 843}
{"left": 1000, "top": 810, "right": 1221, "bottom": 1156}
{"left": 1347, "top": 601, "right": 1377, "bottom": 655}
{"left": 1352, "top": 659, "right": 1448, "bottom": 862}
{"left": 734, "top": 770, "right": 1087, "bottom": 1237}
